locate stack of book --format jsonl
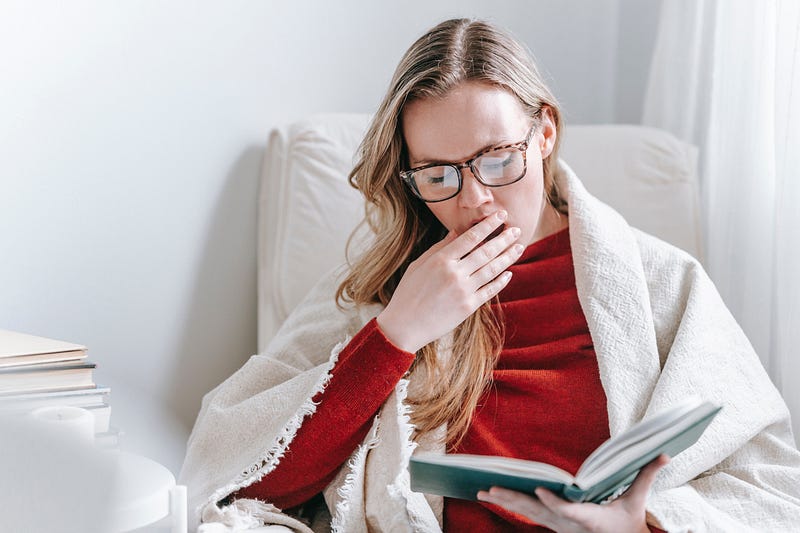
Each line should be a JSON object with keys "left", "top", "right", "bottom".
{"left": 0, "top": 329, "right": 117, "bottom": 445}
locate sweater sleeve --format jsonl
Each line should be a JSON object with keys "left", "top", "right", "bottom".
{"left": 232, "top": 318, "right": 415, "bottom": 509}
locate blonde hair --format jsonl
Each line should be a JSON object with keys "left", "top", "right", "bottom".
{"left": 336, "top": 18, "right": 565, "bottom": 447}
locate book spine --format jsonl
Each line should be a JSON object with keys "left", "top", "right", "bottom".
{"left": 562, "top": 485, "right": 589, "bottom": 502}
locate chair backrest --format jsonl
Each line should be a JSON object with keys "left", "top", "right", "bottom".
{"left": 257, "top": 114, "right": 701, "bottom": 352}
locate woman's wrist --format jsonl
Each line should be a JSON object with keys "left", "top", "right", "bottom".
{"left": 376, "top": 310, "right": 420, "bottom": 354}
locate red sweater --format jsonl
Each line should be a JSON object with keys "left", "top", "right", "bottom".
{"left": 235, "top": 229, "right": 662, "bottom": 531}
{"left": 445, "top": 228, "right": 608, "bottom": 531}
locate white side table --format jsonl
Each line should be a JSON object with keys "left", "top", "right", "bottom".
{"left": 109, "top": 451, "right": 187, "bottom": 533}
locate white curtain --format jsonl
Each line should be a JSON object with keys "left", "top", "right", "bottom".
{"left": 643, "top": 0, "right": 800, "bottom": 443}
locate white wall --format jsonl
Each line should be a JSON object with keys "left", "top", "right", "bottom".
{"left": 0, "top": 1, "right": 660, "bottom": 472}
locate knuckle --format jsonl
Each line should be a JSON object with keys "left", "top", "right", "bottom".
{"left": 493, "top": 279, "right": 505, "bottom": 293}
{"left": 465, "top": 227, "right": 482, "bottom": 245}
{"left": 432, "top": 256, "right": 451, "bottom": 273}
{"left": 502, "top": 254, "right": 517, "bottom": 270}
{"left": 491, "top": 239, "right": 504, "bottom": 255}
{"left": 456, "top": 298, "right": 473, "bottom": 315}
{"left": 457, "top": 284, "right": 473, "bottom": 301}
{"left": 475, "top": 246, "right": 491, "bottom": 264}
{"left": 501, "top": 250, "right": 517, "bottom": 267}
{"left": 491, "top": 239, "right": 511, "bottom": 260}
{"left": 498, "top": 238, "right": 512, "bottom": 255}
{"left": 480, "top": 283, "right": 497, "bottom": 300}
{"left": 444, "top": 267, "right": 460, "bottom": 284}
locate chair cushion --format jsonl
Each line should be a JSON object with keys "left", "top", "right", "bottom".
{"left": 559, "top": 124, "right": 701, "bottom": 259}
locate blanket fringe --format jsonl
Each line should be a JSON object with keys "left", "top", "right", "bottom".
{"left": 388, "top": 378, "right": 441, "bottom": 532}
{"left": 330, "top": 415, "right": 382, "bottom": 533}
{"left": 200, "top": 498, "right": 313, "bottom": 532}
{"left": 388, "top": 378, "right": 418, "bottom": 500}
{"left": 202, "top": 337, "right": 351, "bottom": 527}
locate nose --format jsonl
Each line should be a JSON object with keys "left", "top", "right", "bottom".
{"left": 458, "top": 168, "right": 493, "bottom": 209}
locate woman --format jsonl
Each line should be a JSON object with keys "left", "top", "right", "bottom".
{"left": 180, "top": 19, "right": 800, "bottom": 532}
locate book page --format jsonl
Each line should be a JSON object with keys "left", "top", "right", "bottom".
{"left": 578, "top": 397, "right": 703, "bottom": 477}
{"left": 575, "top": 401, "right": 720, "bottom": 488}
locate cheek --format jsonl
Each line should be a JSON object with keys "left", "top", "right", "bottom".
{"left": 425, "top": 204, "right": 458, "bottom": 231}
{"left": 508, "top": 177, "right": 545, "bottom": 230}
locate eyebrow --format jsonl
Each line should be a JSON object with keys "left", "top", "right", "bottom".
{"left": 409, "top": 138, "right": 515, "bottom": 168}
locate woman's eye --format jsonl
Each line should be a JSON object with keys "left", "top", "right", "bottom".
{"left": 494, "top": 154, "right": 511, "bottom": 167}
{"left": 484, "top": 153, "right": 513, "bottom": 168}
{"left": 425, "top": 175, "right": 446, "bottom": 185}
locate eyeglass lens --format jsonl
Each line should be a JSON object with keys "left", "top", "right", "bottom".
{"left": 412, "top": 148, "right": 525, "bottom": 201}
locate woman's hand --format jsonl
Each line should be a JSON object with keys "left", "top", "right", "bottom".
{"left": 376, "top": 210, "right": 523, "bottom": 353}
{"left": 476, "top": 454, "right": 670, "bottom": 533}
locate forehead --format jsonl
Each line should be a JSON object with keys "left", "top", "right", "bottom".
{"left": 401, "top": 81, "right": 528, "bottom": 164}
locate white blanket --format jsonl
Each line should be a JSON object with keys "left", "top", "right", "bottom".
{"left": 179, "top": 163, "right": 800, "bottom": 532}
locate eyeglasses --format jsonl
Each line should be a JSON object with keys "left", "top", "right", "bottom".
{"left": 400, "top": 124, "right": 536, "bottom": 203}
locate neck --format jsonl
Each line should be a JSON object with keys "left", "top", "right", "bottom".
{"left": 530, "top": 202, "right": 569, "bottom": 244}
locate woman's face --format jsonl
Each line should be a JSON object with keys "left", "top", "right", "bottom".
{"left": 401, "top": 81, "right": 564, "bottom": 248}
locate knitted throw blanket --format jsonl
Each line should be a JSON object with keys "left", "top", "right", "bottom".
{"left": 179, "top": 163, "right": 800, "bottom": 533}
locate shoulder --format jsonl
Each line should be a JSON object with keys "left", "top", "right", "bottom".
{"left": 631, "top": 228, "right": 717, "bottom": 317}
{"left": 629, "top": 228, "right": 724, "bottom": 361}
{"left": 632, "top": 228, "right": 708, "bottom": 289}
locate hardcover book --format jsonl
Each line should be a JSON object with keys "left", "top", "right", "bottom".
{"left": 0, "top": 329, "right": 87, "bottom": 368}
{"left": 410, "top": 398, "right": 721, "bottom": 504}
{"left": 0, "top": 361, "right": 96, "bottom": 395}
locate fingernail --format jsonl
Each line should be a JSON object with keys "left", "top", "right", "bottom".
{"left": 511, "top": 227, "right": 521, "bottom": 237}
{"left": 513, "top": 244, "right": 524, "bottom": 254}
{"left": 496, "top": 210, "right": 507, "bottom": 221}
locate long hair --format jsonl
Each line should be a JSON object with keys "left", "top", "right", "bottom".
{"left": 336, "top": 18, "right": 564, "bottom": 447}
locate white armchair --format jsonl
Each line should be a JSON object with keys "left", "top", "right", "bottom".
{"left": 257, "top": 114, "right": 701, "bottom": 351}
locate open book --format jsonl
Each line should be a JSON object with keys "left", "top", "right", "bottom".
{"left": 409, "top": 398, "right": 721, "bottom": 504}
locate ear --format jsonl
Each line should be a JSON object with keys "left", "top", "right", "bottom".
{"left": 537, "top": 106, "right": 557, "bottom": 159}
